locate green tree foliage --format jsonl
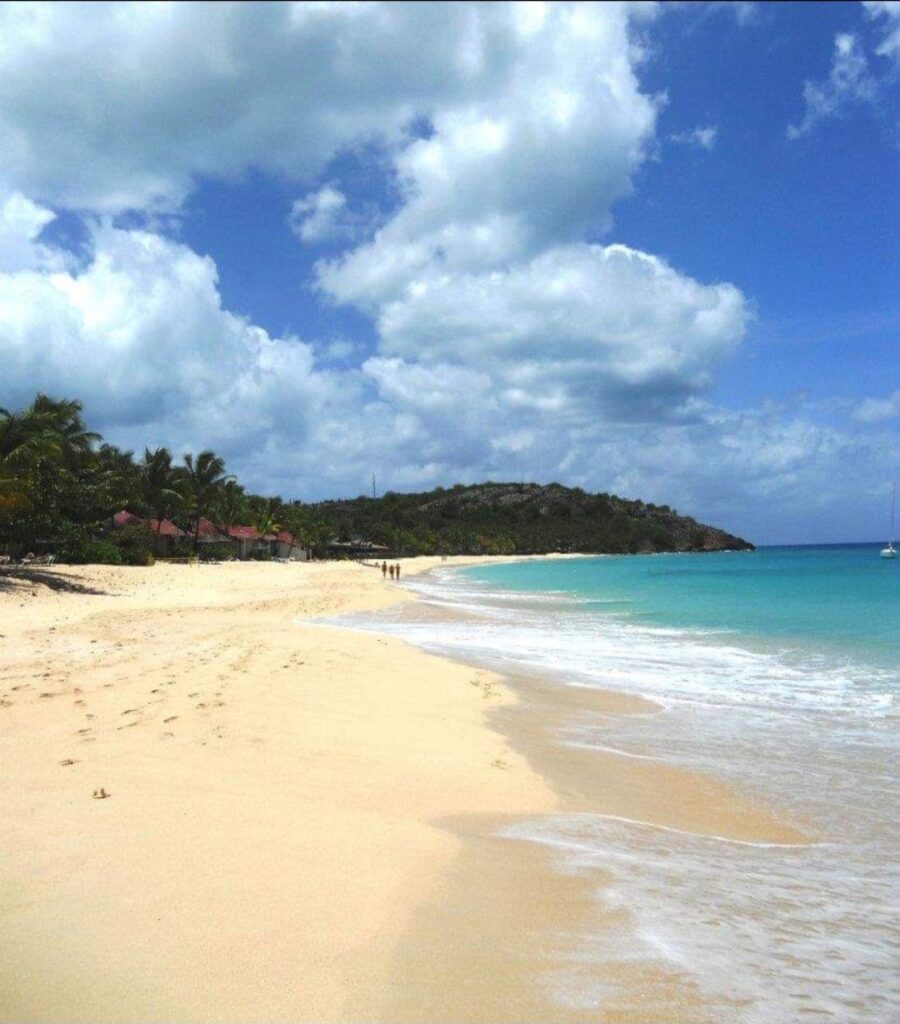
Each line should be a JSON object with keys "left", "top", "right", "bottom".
{"left": 178, "top": 450, "right": 234, "bottom": 550}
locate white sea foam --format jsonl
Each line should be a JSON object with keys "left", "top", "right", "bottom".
{"left": 345, "top": 570, "right": 897, "bottom": 716}
{"left": 503, "top": 813, "right": 900, "bottom": 1024}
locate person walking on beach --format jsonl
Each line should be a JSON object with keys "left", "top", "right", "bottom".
{"left": 389, "top": 564, "right": 395, "bottom": 580}
{"left": 394, "top": 562, "right": 401, "bottom": 581}
{"left": 381, "top": 561, "right": 387, "bottom": 579}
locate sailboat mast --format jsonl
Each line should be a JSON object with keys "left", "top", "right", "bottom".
{"left": 892, "top": 482, "right": 896, "bottom": 547}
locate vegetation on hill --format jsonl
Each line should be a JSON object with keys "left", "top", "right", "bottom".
{"left": 0, "top": 394, "right": 752, "bottom": 561}
{"left": 310, "top": 482, "right": 752, "bottom": 555}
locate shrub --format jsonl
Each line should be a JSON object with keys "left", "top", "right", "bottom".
{"left": 249, "top": 548, "right": 272, "bottom": 561}
{"left": 64, "top": 539, "right": 124, "bottom": 565}
{"left": 168, "top": 537, "right": 195, "bottom": 559}
{"left": 56, "top": 523, "right": 94, "bottom": 563}
{"left": 111, "top": 523, "right": 154, "bottom": 566}
{"left": 199, "top": 542, "right": 234, "bottom": 562}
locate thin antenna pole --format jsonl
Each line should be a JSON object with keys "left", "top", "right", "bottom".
{"left": 372, "top": 472, "right": 377, "bottom": 500}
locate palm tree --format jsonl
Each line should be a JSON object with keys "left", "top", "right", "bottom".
{"left": 140, "top": 447, "right": 181, "bottom": 546}
{"left": 93, "top": 443, "right": 140, "bottom": 517}
{"left": 280, "top": 505, "right": 311, "bottom": 560}
{"left": 179, "top": 451, "right": 234, "bottom": 551}
{"left": 29, "top": 394, "right": 99, "bottom": 465}
{"left": 213, "top": 480, "right": 249, "bottom": 528}
{"left": 1, "top": 395, "right": 101, "bottom": 549}
{"left": 255, "top": 509, "right": 280, "bottom": 537}
{"left": 1, "top": 395, "right": 97, "bottom": 508}
{"left": 253, "top": 507, "right": 280, "bottom": 558}
{"left": 0, "top": 404, "right": 62, "bottom": 503}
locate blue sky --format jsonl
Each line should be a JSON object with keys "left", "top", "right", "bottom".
{"left": 0, "top": 1, "right": 897, "bottom": 544}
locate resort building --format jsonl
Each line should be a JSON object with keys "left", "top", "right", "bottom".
{"left": 110, "top": 511, "right": 307, "bottom": 560}
{"left": 111, "top": 509, "right": 188, "bottom": 556}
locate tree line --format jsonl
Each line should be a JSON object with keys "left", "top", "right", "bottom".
{"left": 1, "top": 393, "right": 751, "bottom": 564}
{"left": 0, "top": 394, "right": 330, "bottom": 563}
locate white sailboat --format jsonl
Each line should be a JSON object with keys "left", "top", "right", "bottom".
{"left": 881, "top": 482, "right": 896, "bottom": 559}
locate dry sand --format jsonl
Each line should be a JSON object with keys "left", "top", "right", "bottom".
{"left": 0, "top": 558, "right": 804, "bottom": 1022}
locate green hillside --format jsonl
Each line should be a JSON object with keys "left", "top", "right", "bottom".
{"left": 309, "top": 482, "right": 753, "bottom": 556}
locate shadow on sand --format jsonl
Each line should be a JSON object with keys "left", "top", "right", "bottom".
{"left": 0, "top": 566, "right": 109, "bottom": 596}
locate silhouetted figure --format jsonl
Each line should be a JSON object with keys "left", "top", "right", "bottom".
{"left": 394, "top": 562, "right": 401, "bottom": 581}
{"left": 389, "top": 564, "right": 395, "bottom": 580}
{"left": 381, "top": 561, "right": 388, "bottom": 579}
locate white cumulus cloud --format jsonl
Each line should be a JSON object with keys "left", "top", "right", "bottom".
{"left": 371, "top": 243, "right": 749, "bottom": 414}
{"left": 0, "top": 2, "right": 655, "bottom": 216}
{"left": 290, "top": 187, "right": 356, "bottom": 245}
{"left": 0, "top": 190, "right": 67, "bottom": 273}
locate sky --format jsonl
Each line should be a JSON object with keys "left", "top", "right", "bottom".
{"left": 0, "top": 1, "right": 897, "bottom": 545}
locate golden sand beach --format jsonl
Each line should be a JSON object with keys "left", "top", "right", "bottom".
{"left": 0, "top": 559, "right": 803, "bottom": 1022}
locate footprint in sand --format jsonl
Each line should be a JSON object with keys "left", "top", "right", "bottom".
{"left": 74, "top": 699, "right": 85, "bottom": 706}
{"left": 76, "top": 727, "right": 91, "bottom": 735}
{"left": 188, "top": 692, "right": 199, "bottom": 698}
{"left": 490, "top": 758, "right": 510, "bottom": 770}
{"left": 59, "top": 758, "right": 78, "bottom": 767}
{"left": 163, "top": 716, "right": 179, "bottom": 723}
{"left": 92, "top": 788, "right": 110, "bottom": 799}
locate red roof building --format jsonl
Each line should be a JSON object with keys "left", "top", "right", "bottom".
{"left": 112, "top": 510, "right": 187, "bottom": 537}
{"left": 195, "top": 517, "right": 229, "bottom": 540}
{"left": 148, "top": 518, "right": 187, "bottom": 537}
{"left": 113, "top": 509, "right": 143, "bottom": 528}
{"left": 110, "top": 512, "right": 307, "bottom": 560}
{"left": 225, "top": 525, "right": 262, "bottom": 541}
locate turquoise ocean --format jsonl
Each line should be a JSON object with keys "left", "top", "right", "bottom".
{"left": 340, "top": 545, "right": 899, "bottom": 1021}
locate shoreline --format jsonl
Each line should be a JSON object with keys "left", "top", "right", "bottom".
{"left": 1, "top": 556, "right": 806, "bottom": 1022}
{"left": 336, "top": 566, "right": 809, "bottom": 1021}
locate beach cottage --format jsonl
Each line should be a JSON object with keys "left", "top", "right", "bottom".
{"left": 275, "top": 530, "right": 307, "bottom": 560}
{"left": 111, "top": 509, "right": 188, "bottom": 556}
{"left": 225, "top": 525, "right": 266, "bottom": 560}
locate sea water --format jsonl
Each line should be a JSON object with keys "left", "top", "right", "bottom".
{"left": 341, "top": 546, "right": 899, "bottom": 1021}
